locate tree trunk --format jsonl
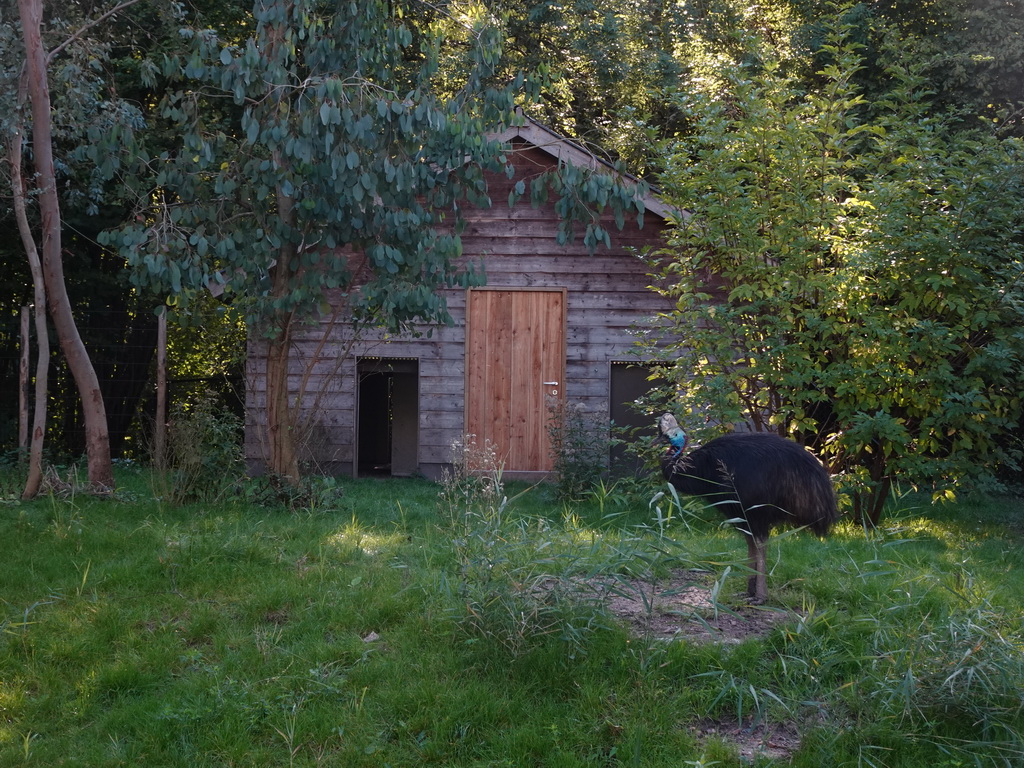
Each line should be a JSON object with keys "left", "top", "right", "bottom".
{"left": 851, "top": 448, "right": 892, "bottom": 528}
{"left": 9, "top": 118, "right": 50, "bottom": 499}
{"left": 264, "top": 257, "right": 300, "bottom": 484}
{"left": 265, "top": 331, "right": 300, "bottom": 484}
{"left": 24, "top": 291, "right": 50, "bottom": 500}
{"left": 17, "top": 0, "right": 113, "bottom": 490}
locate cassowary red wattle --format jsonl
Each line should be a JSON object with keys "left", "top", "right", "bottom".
{"left": 657, "top": 413, "right": 838, "bottom": 604}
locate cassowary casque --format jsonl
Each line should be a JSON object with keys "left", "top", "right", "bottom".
{"left": 658, "top": 413, "right": 838, "bottom": 604}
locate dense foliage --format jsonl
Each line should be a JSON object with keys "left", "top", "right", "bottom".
{"left": 107, "top": 2, "right": 510, "bottom": 325}
{"left": 0, "top": 0, "right": 211, "bottom": 468}
{"left": 647, "top": 32, "right": 1024, "bottom": 519}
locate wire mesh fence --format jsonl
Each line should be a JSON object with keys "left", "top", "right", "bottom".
{"left": 1, "top": 305, "right": 244, "bottom": 464}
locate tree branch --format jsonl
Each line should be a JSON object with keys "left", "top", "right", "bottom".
{"left": 46, "top": 0, "right": 148, "bottom": 65}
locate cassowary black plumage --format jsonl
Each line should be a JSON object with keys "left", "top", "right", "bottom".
{"left": 658, "top": 413, "right": 838, "bottom": 604}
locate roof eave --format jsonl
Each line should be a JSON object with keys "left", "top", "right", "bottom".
{"left": 492, "top": 116, "right": 685, "bottom": 222}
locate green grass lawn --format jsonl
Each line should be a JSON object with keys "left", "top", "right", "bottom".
{"left": 1, "top": 469, "right": 1023, "bottom": 766}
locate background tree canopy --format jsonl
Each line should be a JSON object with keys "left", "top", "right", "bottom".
{"left": 2, "top": 0, "right": 1022, "bottom": 506}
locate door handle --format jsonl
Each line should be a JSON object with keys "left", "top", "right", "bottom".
{"left": 543, "top": 381, "right": 559, "bottom": 386}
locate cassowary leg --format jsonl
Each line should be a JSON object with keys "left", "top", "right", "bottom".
{"left": 745, "top": 535, "right": 768, "bottom": 605}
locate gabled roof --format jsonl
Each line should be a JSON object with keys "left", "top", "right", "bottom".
{"left": 492, "top": 113, "right": 681, "bottom": 222}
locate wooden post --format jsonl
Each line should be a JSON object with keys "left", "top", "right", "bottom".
{"left": 154, "top": 306, "right": 167, "bottom": 469}
{"left": 19, "top": 306, "right": 29, "bottom": 452}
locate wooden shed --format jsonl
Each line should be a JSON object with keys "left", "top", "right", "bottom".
{"left": 244, "top": 117, "right": 678, "bottom": 480}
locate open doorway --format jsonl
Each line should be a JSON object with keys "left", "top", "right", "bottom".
{"left": 356, "top": 357, "right": 419, "bottom": 477}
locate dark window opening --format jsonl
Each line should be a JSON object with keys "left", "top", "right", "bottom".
{"left": 609, "top": 361, "right": 659, "bottom": 477}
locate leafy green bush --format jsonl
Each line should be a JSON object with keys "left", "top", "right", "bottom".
{"left": 648, "top": 29, "right": 1024, "bottom": 522}
{"left": 240, "top": 471, "right": 345, "bottom": 514}
{"left": 159, "top": 392, "right": 243, "bottom": 504}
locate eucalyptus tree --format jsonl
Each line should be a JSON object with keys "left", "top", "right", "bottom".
{"left": 105, "top": 0, "right": 644, "bottom": 484}
{"left": 2, "top": 0, "right": 202, "bottom": 492}
{"left": 7, "top": 0, "right": 134, "bottom": 492}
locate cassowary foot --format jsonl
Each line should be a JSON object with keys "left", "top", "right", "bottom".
{"left": 746, "top": 577, "right": 767, "bottom": 605}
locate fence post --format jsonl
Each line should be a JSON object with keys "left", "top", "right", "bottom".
{"left": 19, "top": 306, "right": 29, "bottom": 452}
{"left": 154, "top": 307, "right": 167, "bottom": 469}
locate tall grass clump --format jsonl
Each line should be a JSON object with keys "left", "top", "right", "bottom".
{"left": 436, "top": 436, "right": 607, "bottom": 658}
{"left": 860, "top": 585, "right": 1024, "bottom": 763}
{"left": 758, "top": 511, "right": 1024, "bottom": 767}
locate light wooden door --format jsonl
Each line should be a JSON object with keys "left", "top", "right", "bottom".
{"left": 465, "top": 289, "right": 566, "bottom": 473}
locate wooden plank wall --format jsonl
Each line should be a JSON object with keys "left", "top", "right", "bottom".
{"left": 245, "top": 141, "right": 676, "bottom": 479}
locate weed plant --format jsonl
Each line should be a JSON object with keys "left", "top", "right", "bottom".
{"left": 0, "top": 463, "right": 1022, "bottom": 767}
{"left": 436, "top": 436, "right": 609, "bottom": 658}
{"left": 547, "top": 399, "right": 614, "bottom": 502}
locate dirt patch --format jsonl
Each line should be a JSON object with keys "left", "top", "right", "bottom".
{"left": 262, "top": 607, "right": 290, "bottom": 625}
{"left": 578, "top": 570, "right": 808, "bottom": 760}
{"left": 585, "top": 569, "right": 796, "bottom": 645}
{"left": 691, "top": 718, "right": 804, "bottom": 762}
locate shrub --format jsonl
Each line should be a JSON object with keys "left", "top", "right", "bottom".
{"left": 648, "top": 31, "right": 1024, "bottom": 522}
{"left": 159, "top": 392, "right": 243, "bottom": 504}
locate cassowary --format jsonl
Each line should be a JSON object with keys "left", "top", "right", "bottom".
{"left": 658, "top": 413, "right": 838, "bottom": 604}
